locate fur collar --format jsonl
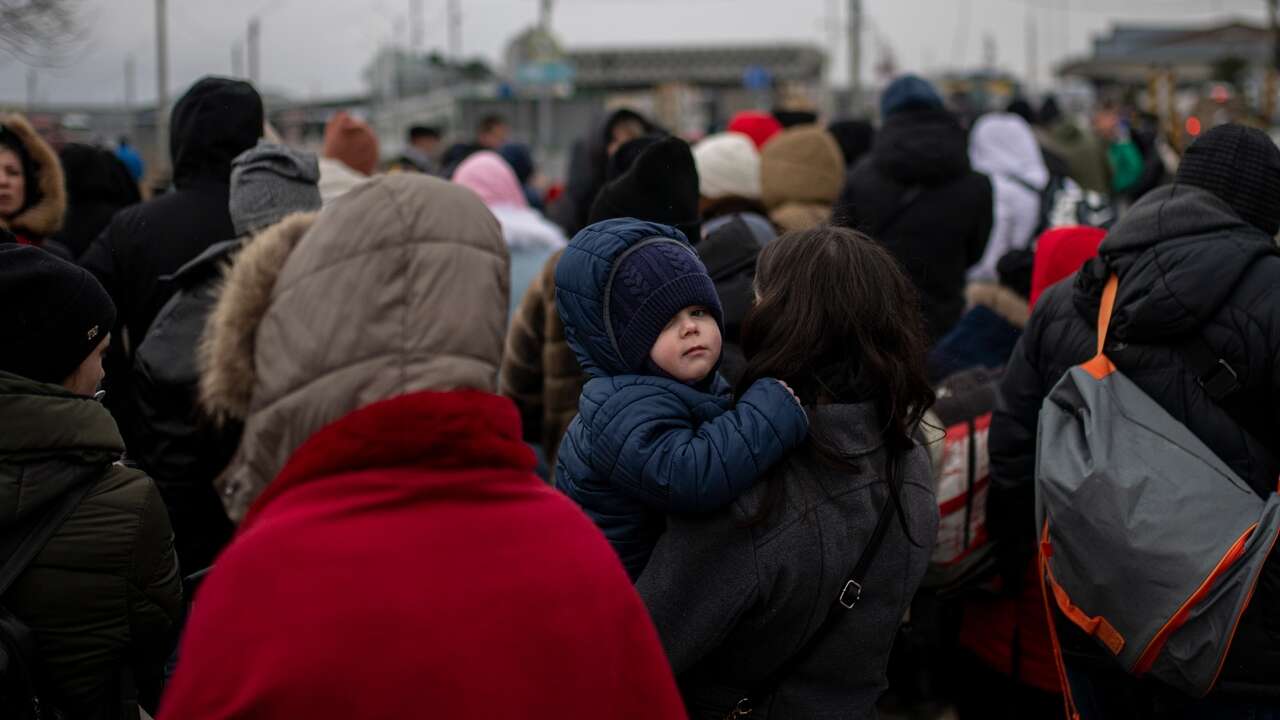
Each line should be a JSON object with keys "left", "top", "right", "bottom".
{"left": 199, "top": 211, "right": 317, "bottom": 422}
{"left": 965, "top": 281, "right": 1030, "bottom": 329}
{"left": 0, "top": 113, "right": 66, "bottom": 239}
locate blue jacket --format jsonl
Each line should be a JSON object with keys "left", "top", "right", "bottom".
{"left": 555, "top": 218, "right": 808, "bottom": 579}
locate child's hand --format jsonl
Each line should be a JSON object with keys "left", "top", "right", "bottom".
{"left": 776, "top": 380, "right": 801, "bottom": 407}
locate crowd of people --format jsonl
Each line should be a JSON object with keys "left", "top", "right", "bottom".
{"left": 1, "top": 69, "right": 1278, "bottom": 720}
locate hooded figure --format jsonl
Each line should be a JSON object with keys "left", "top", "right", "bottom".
{"left": 159, "top": 174, "right": 685, "bottom": 720}
{"left": 835, "top": 76, "right": 993, "bottom": 340}
{"left": 589, "top": 136, "right": 701, "bottom": 242}
{"left": 81, "top": 76, "right": 263, "bottom": 450}
{"left": 548, "top": 108, "right": 657, "bottom": 237}
{"left": 760, "top": 126, "right": 844, "bottom": 233}
{"left": 0, "top": 113, "right": 67, "bottom": 254}
{"left": 967, "top": 112, "right": 1050, "bottom": 282}
{"left": 0, "top": 246, "right": 182, "bottom": 720}
{"left": 52, "top": 143, "right": 142, "bottom": 260}
{"left": 128, "top": 141, "right": 322, "bottom": 574}
{"left": 990, "top": 124, "right": 1280, "bottom": 709}
{"left": 452, "top": 150, "right": 567, "bottom": 320}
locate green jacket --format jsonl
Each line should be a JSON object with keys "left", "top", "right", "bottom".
{"left": 0, "top": 371, "right": 182, "bottom": 718}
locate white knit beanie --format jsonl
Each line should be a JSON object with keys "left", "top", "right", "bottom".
{"left": 693, "top": 132, "right": 761, "bottom": 201}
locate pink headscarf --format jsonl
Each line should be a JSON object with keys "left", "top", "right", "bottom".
{"left": 452, "top": 151, "right": 527, "bottom": 208}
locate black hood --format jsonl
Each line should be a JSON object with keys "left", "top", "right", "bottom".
{"left": 870, "top": 108, "right": 971, "bottom": 186}
{"left": 169, "top": 77, "right": 263, "bottom": 188}
{"left": 1074, "top": 184, "right": 1278, "bottom": 342}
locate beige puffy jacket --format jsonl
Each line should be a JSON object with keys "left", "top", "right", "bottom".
{"left": 199, "top": 173, "right": 508, "bottom": 521}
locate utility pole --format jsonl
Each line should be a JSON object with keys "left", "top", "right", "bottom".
{"left": 848, "top": 0, "right": 862, "bottom": 114}
{"left": 248, "top": 17, "right": 261, "bottom": 86}
{"left": 1267, "top": 0, "right": 1279, "bottom": 123}
{"left": 410, "top": 0, "right": 424, "bottom": 49}
{"left": 1025, "top": 8, "right": 1037, "bottom": 95}
{"left": 448, "top": 0, "right": 461, "bottom": 62}
{"left": 156, "top": 0, "right": 169, "bottom": 180}
{"left": 125, "top": 54, "right": 137, "bottom": 141}
{"left": 25, "top": 70, "right": 37, "bottom": 111}
{"left": 539, "top": 0, "right": 553, "bottom": 30}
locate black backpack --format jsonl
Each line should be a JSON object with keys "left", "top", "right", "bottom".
{"left": 0, "top": 469, "right": 94, "bottom": 720}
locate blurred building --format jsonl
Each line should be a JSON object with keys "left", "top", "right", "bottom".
{"left": 1059, "top": 21, "right": 1271, "bottom": 87}
{"left": 7, "top": 35, "right": 826, "bottom": 185}
{"left": 566, "top": 43, "right": 826, "bottom": 134}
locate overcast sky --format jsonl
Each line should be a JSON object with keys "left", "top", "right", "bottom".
{"left": 0, "top": 0, "right": 1269, "bottom": 106}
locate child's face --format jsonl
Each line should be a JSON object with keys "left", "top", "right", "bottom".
{"left": 649, "top": 306, "right": 722, "bottom": 383}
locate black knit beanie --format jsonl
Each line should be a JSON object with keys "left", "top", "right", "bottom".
{"left": 606, "top": 134, "right": 663, "bottom": 182}
{"left": 608, "top": 237, "right": 723, "bottom": 375}
{"left": 0, "top": 245, "right": 116, "bottom": 385}
{"left": 589, "top": 136, "right": 701, "bottom": 243}
{"left": 1175, "top": 124, "right": 1280, "bottom": 237}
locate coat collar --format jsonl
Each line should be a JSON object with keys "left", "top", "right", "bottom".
{"left": 240, "top": 390, "right": 536, "bottom": 529}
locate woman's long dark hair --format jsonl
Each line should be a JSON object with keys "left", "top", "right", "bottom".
{"left": 735, "top": 225, "right": 935, "bottom": 531}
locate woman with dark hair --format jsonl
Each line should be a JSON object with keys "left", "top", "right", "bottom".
{"left": 0, "top": 113, "right": 67, "bottom": 256}
{"left": 638, "top": 225, "right": 940, "bottom": 719}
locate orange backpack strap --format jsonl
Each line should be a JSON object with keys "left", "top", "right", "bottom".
{"left": 1040, "top": 522, "right": 1082, "bottom": 720}
{"left": 1082, "top": 275, "right": 1119, "bottom": 380}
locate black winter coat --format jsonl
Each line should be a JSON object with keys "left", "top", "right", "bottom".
{"left": 130, "top": 241, "right": 241, "bottom": 573}
{"left": 0, "top": 372, "right": 183, "bottom": 719}
{"left": 834, "top": 109, "right": 993, "bottom": 341}
{"left": 989, "top": 184, "right": 1280, "bottom": 697}
{"left": 81, "top": 78, "right": 262, "bottom": 453}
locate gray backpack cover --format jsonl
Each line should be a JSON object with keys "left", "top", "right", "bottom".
{"left": 1035, "top": 274, "right": 1280, "bottom": 703}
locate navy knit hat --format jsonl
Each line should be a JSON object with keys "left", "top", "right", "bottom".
{"left": 880, "top": 74, "right": 943, "bottom": 118}
{"left": 0, "top": 245, "right": 116, "bottom": 386}
{"left": 608, "top": 237, "right": 723, "bottom": 374}
{"left": 1175, "top": 124, "right": 1280, "bottom": 237}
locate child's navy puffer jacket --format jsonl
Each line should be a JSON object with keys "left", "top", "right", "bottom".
{"left": 555, "top": 218, "right": 808, "bottom": 579}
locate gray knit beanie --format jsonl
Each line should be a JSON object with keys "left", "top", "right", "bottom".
{"left": 229, "top": 140, "right": 322, "bottom": 237}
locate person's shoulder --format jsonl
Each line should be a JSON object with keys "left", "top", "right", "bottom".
{"left": 84, "top": 462, "right": 160, "bottom": 516}
{"left": 1233, "top": 250, "right": 1280, "bottom": 310}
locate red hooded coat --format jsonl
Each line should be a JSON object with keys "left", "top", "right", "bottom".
{"left": 159, "top": 390, "right": 686, "bottom": 720}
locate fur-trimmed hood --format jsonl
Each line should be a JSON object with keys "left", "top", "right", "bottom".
{"left": 0, "top": 113, "right": 66, "bottom": 240}
{"left": 199, "top": 173, "right": 508, "bottom": 521}
{"left": 964, "top": 281, "right": 1030, "bottom": 329}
